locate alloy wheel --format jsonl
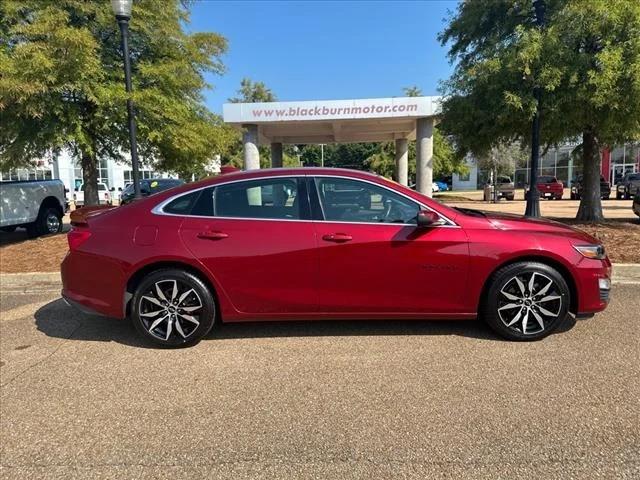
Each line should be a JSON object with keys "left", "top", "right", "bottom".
{"left": 497, "top": 272, "right": 562, "bottom": 335}
{"left": 46, "top": 213, "right": 60, "bottom": 233}
{"left": 138, "top": 279, "right": 203, "bottom": 341}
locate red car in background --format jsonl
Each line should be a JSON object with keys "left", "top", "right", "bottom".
{"left": 528, "top": 175, "right": 564, "bottom": 200}
{"left": 61, "top": 168, "right": 611, "bottom": 347}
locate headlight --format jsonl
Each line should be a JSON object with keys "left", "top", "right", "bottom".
{"left": 574, "top": 244, "right": 606, "bottom": 260}
{"left": 618, "top": 185, "right": 626, "bottom": 191}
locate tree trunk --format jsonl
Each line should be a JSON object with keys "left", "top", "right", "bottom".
{"left": 576, "top": 128, "right": 603, "bottom": 222}
{"left": 81, "top": 149, "right": 100, "bottom": 207}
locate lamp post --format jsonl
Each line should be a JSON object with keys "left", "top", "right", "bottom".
{"left": 524, "top": 0, "right": 545, "bottom": 217}
{"left": 111, "top": 0, "right": 141, "bottom": 199}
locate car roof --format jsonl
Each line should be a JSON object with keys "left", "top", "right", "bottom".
{"left": 189, "top": 167, "right": 384, "bottom": 189}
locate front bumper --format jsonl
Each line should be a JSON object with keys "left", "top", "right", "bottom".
{"left": 574, "top": 258, "right": 612, "bottom": 314}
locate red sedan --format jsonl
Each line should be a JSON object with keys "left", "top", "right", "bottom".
{"left": 62, "top": 168, "right": 611, "bottom": 347}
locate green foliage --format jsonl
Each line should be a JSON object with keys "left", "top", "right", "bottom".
{"left": 477, "top": 142, "right": 529, "bottom": 177}
{"left": 0, "top": 0, "right": 233, "bottom": 203}
{"left": 228, "top": 78, "right": 277, "bottom": 103}
{"left": 439, "top": 0, "right": 640, "bottom": 220}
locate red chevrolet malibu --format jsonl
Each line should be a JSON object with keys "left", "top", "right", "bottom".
{"left": 61, "top": 168, "right": 611, "bottom": 347}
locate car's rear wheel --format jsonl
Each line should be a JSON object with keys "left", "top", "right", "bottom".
{"left": 482, "top": 262, "right": 570, "bottom": 341}
{"left": 131, "top": 269, "right": 216, "bottom": 347}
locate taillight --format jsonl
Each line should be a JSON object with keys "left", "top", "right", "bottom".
{"left": 67, "top": 228, "right": 92, "bottom": 251}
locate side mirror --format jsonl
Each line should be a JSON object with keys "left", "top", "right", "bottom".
{"left": 417, "top": 210, "right": 446, "bottom": 227}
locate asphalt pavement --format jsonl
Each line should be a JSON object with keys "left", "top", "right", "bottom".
{"left": 1, "top": 285, "right": 638, "bottom": 479}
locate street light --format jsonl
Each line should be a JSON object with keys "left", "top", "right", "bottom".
{"left": 111, "top": 0, "right": 141, "bottom": 199}
{"left": 524, "top": 0, "right": 546, "bottom": 217}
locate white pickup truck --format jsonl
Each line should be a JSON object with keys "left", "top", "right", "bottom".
{"left": 73, "top": 182, "right": 112, "bottom": 206}
{"left": 0, "top": 180, "right": 66, "bottom": 237}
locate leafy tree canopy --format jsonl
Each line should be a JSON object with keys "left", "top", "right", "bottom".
{"left": 0, "top": 0, "right": 234, "bottom": 203}
{"left": 228, "top": 78, "right": 277, "bottom": 103}
{"left": 439, "top": 0, "right": 640, "bottom": 220}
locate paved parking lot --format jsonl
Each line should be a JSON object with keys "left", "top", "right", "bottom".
{"left": 1, "top": 286, "right": 639, "bottom": 479}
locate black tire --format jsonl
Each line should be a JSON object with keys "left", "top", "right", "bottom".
{"left": 131, "top": 269, "right": 216, "bottom": 348}
{"left": 603, "top": 195, "right": 610, "bottom": 200}
{"left": 482, "top": 262, "right": 570, "bottom": 341}
{"left": 0, "top": 226, "right": 17, "bottom": 233}
{"left": 616, "top": 192, "right": 622, "bottom": 200}
{"left": 27, "top": 206, "right": 62, "bottom": 238}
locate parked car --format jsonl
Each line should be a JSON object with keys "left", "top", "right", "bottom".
{"left": 570, "top": 175, "right": 611, "bottom": 200}
{"left": 526, "top": 175, "right": 564, "bottom": 200}
{"left": 485, "top": 176, "right": 515, "bottom": 201}
{"left": 633, "top": 190, "right": 640, "bottom": 218}
{"left": 0, "top": 179, "right": 65, "bottom": 237}
{"left": 615, "top": 172, "right": 640, "bottom": 200}
{"left": 61, "top": 168, "right": 612, "bottom": 347}
{"left": 74, "top": 182, "right": 111, "bottom": 206}
{"left": 434, "top": 180, "right": 449, "bottom": 192}
{"left": 432, "top": 182, "right": 440, "bottom": 193}
{"left": 120, "top": 178, "right": 185, "bottom": 205}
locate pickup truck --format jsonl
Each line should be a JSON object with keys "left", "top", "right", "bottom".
{"left": 73, "top": 182, "right": 112, "bottom": 206}
{"left": 526, "top": 175, "right": 564, "bottom": 200}
{"left": 615, "top": 172, "right": 640, "bottom": 200}
{"left": 0, "top": 180, "right": 66, "bottom": 237}
{"left": 483, "top": 176, "right": 515, "bottom": 201}
{"left": 570, "top": 175, "right": 611, "bottom": 200}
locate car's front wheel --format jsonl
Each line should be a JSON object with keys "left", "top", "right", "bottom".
{"left": 482, "top": 262, "right": 570, "bottom": 341}
{"left": 131, "top": 269, "right": 216, "bottom": 347}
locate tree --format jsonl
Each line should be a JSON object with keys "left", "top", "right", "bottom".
{"left": 0, "top": 0, "right": 233, "bottom": 205}
{"left": 402, "top": 86, "right": 422, "bottom": 97}
{"left": 439, "top": 0, "right": 640, "bottom": 221}
{"left": 228, "top": 78, "right": 276, "bottom": 103}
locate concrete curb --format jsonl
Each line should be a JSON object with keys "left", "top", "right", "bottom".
{"left": 0, "top": 272, "right": 61, "bottom": 293}
{"left": 1, "top": 264, "right": 639, "bottom": 292}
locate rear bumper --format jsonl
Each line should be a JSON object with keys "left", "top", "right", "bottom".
{"left": 61, "top": 250, "right": 126, "bottom": 318}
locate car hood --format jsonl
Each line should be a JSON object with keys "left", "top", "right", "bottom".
{"left": 484, "top": 212, "right": 599, "bottom": 243}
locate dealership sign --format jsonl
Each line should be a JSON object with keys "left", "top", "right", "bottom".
{"left": 223, "top": 96, "right": 441, "bottom": 124}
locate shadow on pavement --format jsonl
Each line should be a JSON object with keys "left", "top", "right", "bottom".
{"left": 0, "top": 224, "right": 71, "bottom": 247}
{"left": 35, "top": 298, "right": 578, "bottom": 347}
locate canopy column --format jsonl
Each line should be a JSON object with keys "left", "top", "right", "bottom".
{"left": 243, "top": 124, "right": 260, "bottom": 170}
{"left": 415, "top": 118, "right": 434, "bottom": 197}
{"left": 271, "top": 142, "right": 283, "bottom": 168}
{"left": 395, "top": 138, "right": 409, "bottom": 186}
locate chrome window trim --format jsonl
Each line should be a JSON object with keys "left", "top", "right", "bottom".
{"left": 151, "top": 173, "right": 459, "bottom": 228}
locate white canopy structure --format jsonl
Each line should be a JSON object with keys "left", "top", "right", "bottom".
{"left": 223, "top": 96, "right": 441, "bottom": 196}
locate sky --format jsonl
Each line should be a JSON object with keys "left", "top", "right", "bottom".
{"left": 188, "top": 0, "right": 460, "bottom": 113}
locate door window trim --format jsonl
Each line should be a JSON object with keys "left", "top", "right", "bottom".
{"left": 152, "top": 173, "right": 458, "bottom": 227}
{"left": 152, "top": 175, "right": 312, "bottom": 222}
{"left": 308, "top": 175, "right": 458, "bottom": 227}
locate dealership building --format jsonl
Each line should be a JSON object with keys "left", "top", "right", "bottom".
{"left": 453, "top": 141, "right": 640, "bottom": 190}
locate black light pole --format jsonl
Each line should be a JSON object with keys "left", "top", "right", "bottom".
{"left": 525, "top": 0, "right": 546, "bottom": 217}
{"left": 112, "top": 0, "right": 141, "bottom": 199}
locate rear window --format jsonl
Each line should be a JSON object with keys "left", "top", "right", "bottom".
{"left": 538, "top": 176, "right": 557, "bottom": 183}
{"left": 162, "top": 191, "right": 200, "bottom": 215}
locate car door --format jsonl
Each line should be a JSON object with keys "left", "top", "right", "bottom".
{"left": 310, "top": 176, "right": 469, "bottom": 315}
{"left": 179, "top": 176, "right": 318, "bottom": 315}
